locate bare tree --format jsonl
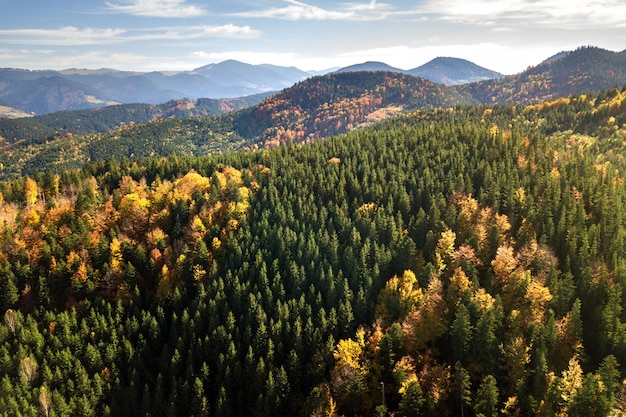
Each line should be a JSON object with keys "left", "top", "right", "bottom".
{"left": 4, "top": 309, "right": 16, "bottom": 334}
{"left": 39, "top": 386, "right": 53, "bottom": 417}
{"left": 19, "top": 357, "right": 39, "bottom": 385}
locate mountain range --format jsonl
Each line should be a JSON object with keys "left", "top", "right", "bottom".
{"left": 2, "top": 47, "right": 625, "bottom": 118}
{"left": 335, "top": 57, "right": 503, "bottom": 85}
{"left": 1, "top": 46, "right": 625, "bottom": 179}
{"left": 0, "top": 61, "right": 312, "bottom": 115}
{"left": 0, "top": 55, "right": 507, "bottom": 116}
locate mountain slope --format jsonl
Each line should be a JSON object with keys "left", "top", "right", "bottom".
{"left": 0, "top": 94, "right": 270, "bottom": 145}
{"left": 232, "top": 71, "right": 475, "bottom": 147}
{"left": 461, "top": 46, "right": 626, "bottom": 104}
{"left": 0, "top": 76, "right": 118, "bottom": 115}
{"left": 408, "top": 57, "right": 503, "bottom": 85}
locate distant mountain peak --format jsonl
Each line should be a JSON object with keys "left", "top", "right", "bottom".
{"left": 334, "top": 62, "right": 406, "bottom": 74}
{"left": 408, "top": 57, "right": 503, "bottom": 85}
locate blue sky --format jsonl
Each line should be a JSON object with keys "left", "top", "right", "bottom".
{"left": 1, "top": 0, "right": 625, "bottom": 74}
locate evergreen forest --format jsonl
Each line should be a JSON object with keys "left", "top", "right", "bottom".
{"left": 1, "top": 84, "right": 626, "bottom": 416}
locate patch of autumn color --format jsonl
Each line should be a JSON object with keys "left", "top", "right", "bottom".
{"left": 328, "top": 157, "right": 341, "bottom": 165}
{"left": 357, "top": 202, "right": 377, "bottom": 216}
{"left": 227, "top": 218, "right": 239, "bottom": 232}
{"left": 402, "top": 277, "right": 447, "bottom": 352}
{"left": 156, "top": 264, "right": 173, "bottom": 300}
{"left": 435, "top": 229, "right": 456, "bottom": 272}
{"left": 398, "top": 374, "right": 420, "bottom": 396}
{"left": 376, "top": 270, "right": 423, "bottom": 324}
{"left": 175, "top": 171, "right": 210, "bottom": 200}
{"left": 415, "top": 354, "right": 452, "bottom": 406}
{"left": 550, "top": 167, "right": 560, "bottom": 178}
{"left": 10, "top": 234, "right": 27, "bottom": 257}
{"left": 559, "top": 357, "right": 584, "bottom": 405}
{"left": 0, "top": 202, "right": 19, "bottom": 231}
{"left": 452, "top": 245, "right": 482, "bottom": 267}
{"left": 500, "top": 336, "right": 531, "bottom": 385}
{"left": 446, "top": 267, "right": 471, "bottom": 306}
{"left": 473, "top": 288, "right": 495, "bottom": 312}
{"left": 333, "top": 338, "right": 364, "bottom": 371}
{"left": 151, "top": 179, "right": 174, "bottom": 207}
{"left": 524, "top": 280, "right": 553, "bottom": 324}
{"left": 150, "top": 248, "right": 163, "bottom": 268}
{"left": 146, "top": 227, "right": 168, "bottom": 249}
{"left": 366, "top": 105, "right": 402, "bottom": 123}
{"left": 109, "top": 238, "right": 124, "bottom": 274}
{"left": 556, "top": 313, "right": 584, "bottom": 364}
{"left": 517, "top": 154, "right": 529, "bottom": 171}
{"left": 24, "top": 177, "right": 39, "bottom": 206}
{"left": 72, "top": 262, "right": 89, "bottom": 284}
{"left": 25, "top": 209, "right": 40, "bottom": 228}
{"left": 492, "top": 245, "right": 518, "bottom": 284}
{"left": 394, "top": 356, "right": 417, "bottom": 382}
{"left": 66, "top": 251, "right": 81, "bottom": 269}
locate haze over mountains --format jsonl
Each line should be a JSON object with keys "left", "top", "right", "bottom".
{"left": 3, "top": 47, "right": 623, "bottom": 118}
{"left": 2, "top": 52, "right": 507, "bottom": 116}
{"left": 0, "top": 61, "right": 313, "bottom": 115}
{"left": 335, "top": 57, "right": 504, "bottom": 85}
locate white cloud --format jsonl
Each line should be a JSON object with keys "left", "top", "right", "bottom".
{"left": 197, "top": 24, "right": 260, "bottom": 39}
{"left": 0, "top": 27, "right": 127, "bottom": 45}
{"left": 418, "top": 0, "right": 626, "bottom": 28}
{"left": 134, "top": 25, "right": 261, "bottom": 41}
{"left": 0, "top": 24, "right": 260, "bottom": 46}
{"left": 233, "top": 0, "right": 393, "bottom": 21}
{"left": 105, "top": 0, "right": 205, "bottom": 18}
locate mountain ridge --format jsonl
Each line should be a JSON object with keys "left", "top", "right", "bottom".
{"left": 460, "top": 46, "right": 626, "bottom": 104}
{"left": 2, "top": 46, "right": 623, "bottom": 116}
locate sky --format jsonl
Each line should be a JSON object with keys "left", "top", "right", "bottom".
{"left": 0, "top": 0, "right": 625, "bottom": 75}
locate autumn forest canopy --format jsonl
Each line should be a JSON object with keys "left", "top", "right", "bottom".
{"left": 1, "top": 51, "right": 626, "bottom": 416}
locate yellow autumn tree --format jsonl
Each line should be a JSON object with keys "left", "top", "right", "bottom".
{"left": 524, "top": 280, "right": 553, "bottom": 324}
{"left": 24, "top": 177, "right": 38, "bottom": 206}
{"left": 375, "top": 270, "right": 423, "bottom": 324}
{"left": 435, "top": 229, "right": 456, "bottom": 272}
{"left": 333, "top": 339, "right": 364, "bottom": 371}
{"left": 492, "top": 245, "right": 518, "bottom": 284}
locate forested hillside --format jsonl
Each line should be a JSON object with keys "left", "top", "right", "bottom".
{"left": 461, "top": 46, "right": 626, "bottom": 104}
{"left": 0, "top": 94, "right": 270, "bottom": 146}
{"left": 0, "top": 71, "right": 475, "bottom": 179}
{"left": 0, "top": 85, "right": 625, "bottom": 416}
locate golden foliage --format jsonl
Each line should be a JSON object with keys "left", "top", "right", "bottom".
{"left": 435, "top": 229, "right": 456, "bottom": 272}
{"left": 24, "top": 177, "right": 39, "bottom": 206}
{"left": 492, "top": 245, "right": 518, "bottom": 284}
{"left": 333, "top": 338, "right": 364, "bottom": 371}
